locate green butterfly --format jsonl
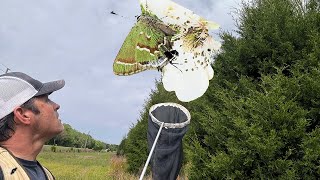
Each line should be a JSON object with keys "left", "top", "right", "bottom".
{"left": 113, "top": 9, "right": 177, "bottom": 75}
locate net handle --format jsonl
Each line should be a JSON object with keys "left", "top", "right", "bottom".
{"left": 139, "top": 121, "right": 164, "bottom": 180}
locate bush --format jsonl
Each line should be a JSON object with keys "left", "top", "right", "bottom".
{"left": 51, "top": 145, "right": 57, "bottom": 152}
{"left": 185, "top": 0, "right": 320, "bottom": 178}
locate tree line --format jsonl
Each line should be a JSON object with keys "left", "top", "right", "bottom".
{"left": 47, "top": 123, "right": 118, "bottom": 152}
{"left": 118, "top": 0, "right": 320, "bottom": 179}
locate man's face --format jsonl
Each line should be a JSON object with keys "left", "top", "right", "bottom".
{"left": 31, "top": 94, "right": 64, "bottom": 140}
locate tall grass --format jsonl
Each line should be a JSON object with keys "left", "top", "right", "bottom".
{"left": 38, "top": 146, "right": 148, "bottom": 180}
{"left": 38, "top": 151, "right": 112, "bottom": 180}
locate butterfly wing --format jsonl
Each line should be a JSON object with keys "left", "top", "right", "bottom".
{"left": 113, "top": 16, "right": 170, "bottom": 75}
{"left": 113, "top": 21, "right": 145, "bottom": 75}
{"left": 134, "top": 17, "right": 167, "bottom": 64}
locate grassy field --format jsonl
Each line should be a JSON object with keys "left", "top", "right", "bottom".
{"left": 38, "top": 151, "right": 113, "bottom": 180}
{"left": 38, "top": 146, "right": 144, "bottom": 180}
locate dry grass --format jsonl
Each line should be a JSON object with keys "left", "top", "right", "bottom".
{"left": 108, "top": 155, "right": 152, "bottom": 180}
{"left": 108, "top": 155, "right": 189, "bottom": 180}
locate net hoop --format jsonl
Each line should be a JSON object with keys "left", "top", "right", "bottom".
{"left": 149, "top": 102, "right": 191, "bottom": 129}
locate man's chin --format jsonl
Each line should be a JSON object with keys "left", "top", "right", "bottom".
{"left": 58, "top": 125, "right": 65, "bottom": 134}
{"left": 58, "top": 119, "right": 64, "bottom": 130}
{"left": 52, "top": 124, "right": 65, "bottom": 136}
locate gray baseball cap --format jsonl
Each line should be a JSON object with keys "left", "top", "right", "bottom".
{"left": 0, "top": 72, "right": 65, "bottom": 119}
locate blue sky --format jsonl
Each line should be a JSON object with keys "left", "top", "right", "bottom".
{"left": 0, "top": 0, "right": 242, "bottom": 144}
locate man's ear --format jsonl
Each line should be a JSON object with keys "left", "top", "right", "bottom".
{"left": 13, "top": 107, "right": 33, "bottom": 125}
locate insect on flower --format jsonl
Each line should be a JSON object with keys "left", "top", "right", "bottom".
{"left": 113, "top": 6, "right": 179, "bottom": 75}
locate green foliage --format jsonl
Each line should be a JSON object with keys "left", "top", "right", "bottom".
{"left": 125, "top": 116, "right": 148, "bottom": 174}
{"left": 185, "top": 0, "right": 320, "bottom": 179}
{"left": 215, "top": 0, "right": 320, "bottom": 80}
{"left": 187, "top": 72, "right": 319, "bottom": 179}
{"left": 117, "top": 136, "right": 127, "bottom": 156}
{"left": 47, "top": 124, "right": 117, "bottom": 151}
{"left": 93, "top": 141, "right": 106, "bottom": 151}
{"left": 124, "top": 0, "right": 320, "bottom": 178}
{"left": 51, "top": 144, "right": 57, "bottom": 152}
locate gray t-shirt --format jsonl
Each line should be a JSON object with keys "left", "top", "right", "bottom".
{"left": 0, "top": 157, "right": 48, "bottom": 180}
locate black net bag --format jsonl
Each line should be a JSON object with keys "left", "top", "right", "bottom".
{"left": 140, "top": 103, "right": 191, "bottom": 180}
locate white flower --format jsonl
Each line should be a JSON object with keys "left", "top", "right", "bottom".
{"left": 161, "top": 37, "right": 220, "bottom": 102}
{"left": 139, "top": 0, "right": 222, "bottom": 102}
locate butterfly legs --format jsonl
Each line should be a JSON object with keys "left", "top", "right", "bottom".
{"left": 155, "top": 49, "right": 179, "bottom": 71}
{"left": 163, "top": 50, "right": 183, "bottom": 73}
{"left": 158, "top": 40, "right": 183, "bottom": 73}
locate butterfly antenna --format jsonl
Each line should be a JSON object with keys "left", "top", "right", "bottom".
{"left": 0, "top": 63, "right": 11, "bottom": 74}
{"left": 146, "top": 0, "right": 149, "bottom": 12}
{"left": 110, "top": 10, "right": 136, "bottom": 20}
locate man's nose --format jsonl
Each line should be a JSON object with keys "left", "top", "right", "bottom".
{"left": 52, "top": 101, "right": 60, "bottom": 110}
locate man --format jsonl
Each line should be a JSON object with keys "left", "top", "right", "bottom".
{"left": 0, "top": 72, "right": 65, "bottom": 180}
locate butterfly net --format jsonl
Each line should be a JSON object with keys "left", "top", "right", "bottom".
{"left": 147, "top": 103, "right": 190, "bottom": 180}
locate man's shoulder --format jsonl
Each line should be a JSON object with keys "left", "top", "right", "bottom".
{"left": 0, "top": 146, "right": 7, "bottom": 152}
{"left": 0, "top": 146, "right": 30, "bottom": 179}
{"left": 0, "top": 146, "right": 15, "bottom": 160}
{"left": 0, "top": 166, "right": 4, "bottom": 180}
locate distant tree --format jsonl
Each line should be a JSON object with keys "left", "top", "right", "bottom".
{"left": 107, "top": 144, "right": 118, "bottom": 152}
{"left": 93, "top": 141, "right": 106, "bottom": 151}
{"left": 47, "top": 124, "right": 117, "bottom": 151}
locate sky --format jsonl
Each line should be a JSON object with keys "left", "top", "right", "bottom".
{"left": 0, "top": 0, "right": 242, "bottom": 144}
